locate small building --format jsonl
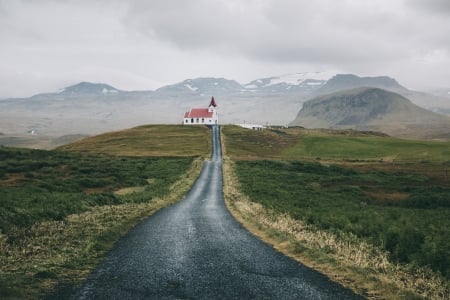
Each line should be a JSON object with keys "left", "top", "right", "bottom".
{"left": 183, "top": 97, "right": 218, "bottom": 125}
{"left": 237, "top": 123, "right": 265, "bottom": 131}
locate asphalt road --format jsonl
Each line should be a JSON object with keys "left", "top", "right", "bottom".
{"left": 76, "top": 125, "right": 362, "bottom": 300}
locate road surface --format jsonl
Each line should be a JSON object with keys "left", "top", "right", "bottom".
{"left": 76, "top": 125, "right": 362, "bottom": 299}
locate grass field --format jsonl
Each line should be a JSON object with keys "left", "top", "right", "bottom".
{"left": 222, "top": 125, "right": 450, "bottom": 162}
{"left": 0, "top": 125, "right": 210, "bottom": 299}
{"left": 222, "top": 125, "right": 450, "bottom": 299}
{"left": 58, "top": 125, "right": 211, "bottom": 157}
{"left": 283, "top": 134, "right": 450, "bottom": 161}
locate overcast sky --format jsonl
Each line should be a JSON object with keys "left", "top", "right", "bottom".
{"left": 1, "top": 0, "right": 449, "bottom": 98}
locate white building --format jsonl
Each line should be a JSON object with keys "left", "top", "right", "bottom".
{"left": 237, "top": 123, "right": 265, "bottom": 131}
{"left": 183, "top": 97, "right": 218, "bottom": 125}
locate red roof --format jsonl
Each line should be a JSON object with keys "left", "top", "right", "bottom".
{"left": 184, "top": 108, "right": 213, "bottom": 118}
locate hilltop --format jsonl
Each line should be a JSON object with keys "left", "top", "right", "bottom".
{"left": 317, "top": 74, "right": 407, "bottom": 95}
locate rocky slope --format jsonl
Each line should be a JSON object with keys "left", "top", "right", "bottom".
{"left": 290, "top": 87, "right": 450, "bottom": 139}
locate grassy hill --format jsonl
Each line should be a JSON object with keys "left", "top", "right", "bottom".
{"left": 58, "top": 125, "right": 211, "bottom": 156}
{"left": 222, "top": 125, "right": 450, "bottom": 162}
{"left": 222, "top": 125, "right": 450, "bottom": 299}
{"left": 290, "top": 87, "right": 450, "bottom": 140}
{"left": 0, "top": 125, "right": 210, "bottom": 299}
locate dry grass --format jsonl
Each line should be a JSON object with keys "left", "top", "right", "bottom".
{"left": 0, "top": 157, "right": 204, "bottom": 299}
{"left": 221, "top": 155, "right": 449, "bottom": 300}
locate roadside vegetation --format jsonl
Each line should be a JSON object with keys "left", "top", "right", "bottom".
{"left": 222, "top": 125, "right": 450, "bottom": 299}
{"left": 0, "top": 125, "right": 210, "bottom": 299}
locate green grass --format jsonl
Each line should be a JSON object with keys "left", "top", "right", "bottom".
{"left": 0, "top": 147, "right": 193, "bottom": 233}
{"left": 222, "top": 125, "right": 450, "bottom": 162}
{"left": 58, "top": 125, "right": 211, "bottom": 157}
{"left": 283, "top": 135, "right": 450, "bottom": 161}
{"left": 234, "top": 160, "right": 450, "bottom": 277}
{"left": 221, "top": 125, "right": 299, "bottom": 159}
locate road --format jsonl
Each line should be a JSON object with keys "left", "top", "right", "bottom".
{"left": 76, "top": 125, "right": 362, "bottom": 299}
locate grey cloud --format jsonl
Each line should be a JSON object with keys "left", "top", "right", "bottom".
{"left": 123, "top": 0, "right": 409, "bottom": 65}
{"left": 1, "top": 0, "right": 450, "bottom": 97}
{"left": 408, "top": 0, "right": 450, "bottom": 15}
{"left": 124, "top": 0, "right": 245, "bottom": 49}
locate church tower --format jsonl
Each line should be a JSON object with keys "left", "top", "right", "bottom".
{"left": 208, "top": 96, "right": 217, "bottom": 113}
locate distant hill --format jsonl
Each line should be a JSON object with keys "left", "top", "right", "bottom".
{"left": 244, "top": 72, "right": 334, "bottom": 94}
{"left": 290, "top": 87, "right": 450, "bottom": 139}
{"left": 61, "top": 82, "right": 121, "bottom": 95}
{"left": 317, "top": 74, "right": 407, "bottom": 95}
{"left": 155, "top": 78, "right": 243, "bottom": 95}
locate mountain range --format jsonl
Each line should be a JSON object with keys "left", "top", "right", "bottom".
{"left": 0, "top": 73, "right": 449, "bottom": 147}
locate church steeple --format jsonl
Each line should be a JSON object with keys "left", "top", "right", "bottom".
{"left": 209, "top": 96, "right": 217, "bottom": 108}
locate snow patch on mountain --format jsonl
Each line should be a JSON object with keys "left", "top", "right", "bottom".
{"left": 265, "top": 71, "right": 336, "bottom": 87}
{"left": 184, "top": 84, "right": 198, "bottom": 91}
{"left": 102, "top": 88, "right": 119, "bottom": 94}
{"left": 244, "top": 72, "right": 337, "bottom": 91}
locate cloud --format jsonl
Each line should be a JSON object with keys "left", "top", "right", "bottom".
{"left": 122, "top": 0, "right": 436, "bottom": 65}
{"left": 0, "top": 0, "right": 450, "bottom": 97}
{"left": 408, "top": 0, "right": 450, "bottom": 15}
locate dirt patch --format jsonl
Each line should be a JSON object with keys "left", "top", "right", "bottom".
{"left": 114, "top": 186, "right": 146, "bottom": 196}
{"left": 84, "top": 187, "right": 111, "bottom": 195}
{"left": 0, "top": 173, "right": 26, "bottom": 187}
{"left": 366, "top": 191, "right": 409, "bottom": 202}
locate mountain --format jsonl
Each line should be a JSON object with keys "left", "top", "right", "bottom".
{"left": 155, "top": 73, "right": 335, "bottom": 96}
{"left": 155, "top": 78, "right": 244, "bottom": 95}
{"left": 290, "top": 87, "right": 450, "bottom": 139}
{"left": 22, "top": 82, "right": 125, "bottom": 102}
{"left": 244, "top": 72, "right": 334, "bottom": 94}
{"left": 60, "top": 82, "right": 121, "bottom": 95}
{"left": 317, "top": 74, "right": 407, "bottom": 95}
{"left": 314, "top": 74, "right": 450, "bottom": 114}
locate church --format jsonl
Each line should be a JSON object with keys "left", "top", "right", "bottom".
{"left": 183, "top": 97, "right": 218, "bottom": 125}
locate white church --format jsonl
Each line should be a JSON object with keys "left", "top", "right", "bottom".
{"left": 183, "top": 97, "right": 219, "bottom": 125}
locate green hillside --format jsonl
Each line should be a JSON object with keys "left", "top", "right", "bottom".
{"left": 283, "top": 134, "right": 450, "bottom": 161}
{"left": 223, "top": 125, "right": 450, "bottom": 162}
{"left": 58, "top": 125, "right": 211, "bottom": 157}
